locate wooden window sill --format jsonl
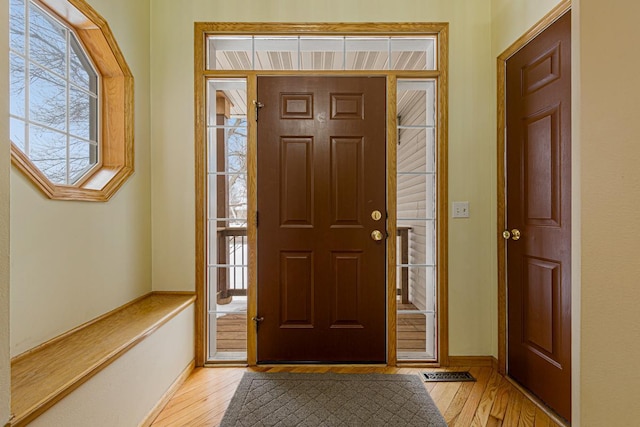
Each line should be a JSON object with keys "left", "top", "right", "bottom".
{"left": 10, "top": 292, "right": 195, "bottom": 426}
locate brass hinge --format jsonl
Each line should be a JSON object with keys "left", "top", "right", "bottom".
{"left": 252, "top": 316, "right": 264, "bottom": 332}
{"left": 253, "top": 100, "right": 264, "bottom": 121}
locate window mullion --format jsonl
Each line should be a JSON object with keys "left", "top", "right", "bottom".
{"left": 24, "top": 0, "right": 30, "bottom": 157}
{"left": 65, "top": 29, "right": 71, "bottom": 185}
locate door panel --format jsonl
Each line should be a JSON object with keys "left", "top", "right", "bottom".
{"left": 280, "top": 137, "right": 313, "bottom": 226}
{"left": 257, "top": 76, "right": 386, "bottom": 363}
{"left": 279, "top": 251, "right": 314, "bottom": 328}
{"left": 506, "top": 12, "right": 571, "bottom": 421}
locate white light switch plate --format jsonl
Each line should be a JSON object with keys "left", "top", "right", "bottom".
{"left": 452, "top": 201, "right": 470, "bottom": 218}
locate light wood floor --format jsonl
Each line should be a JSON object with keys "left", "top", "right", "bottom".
{"left": 151, "top": 366, "right": 564, "bottom": 427}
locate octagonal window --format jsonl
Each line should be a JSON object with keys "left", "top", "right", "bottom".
{"left": 7, "top": 0, "right": 134, "bottom": 201}
{"left": 10, "top": 0, "right": 99, "bottom": 185}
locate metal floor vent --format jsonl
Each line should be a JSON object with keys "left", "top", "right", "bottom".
{"left": 421, "top": 371, "right": 476, "bottom": 382}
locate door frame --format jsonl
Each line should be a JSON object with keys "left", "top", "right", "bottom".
{"left": 194, "top": 23, "right": 449, "bottom": 367}
{"left": 496, "top": 0, "right": 571, "bottom": 375}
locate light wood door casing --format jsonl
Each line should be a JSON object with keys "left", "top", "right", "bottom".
{"left": 506, "top": 12, "right": 571, "bottom": 422}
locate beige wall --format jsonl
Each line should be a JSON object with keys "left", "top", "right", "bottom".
{"left": 10, "top": 0, "right": 152, "bottom": 356}
{"left": 491, "top": 0, "right": 565, "bottom": 54}
{"left": 1, "top": 0, "right": 11, "bottom": 421}
{"left": 151, "top": 0, "right": 497, "bottom": 357}
{"left": 579, "top": 0, "right": 640, "bottom": 423}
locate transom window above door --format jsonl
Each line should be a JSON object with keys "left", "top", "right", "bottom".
{"left": 207, "top": 36, "right": 437, "bottom": 71}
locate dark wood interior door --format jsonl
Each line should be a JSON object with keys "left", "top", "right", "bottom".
{"left": 506, "top": 12, "right": 571, "bottom": 421}
{"left": 257, "top": 76, "right": 386, "bottom": 363}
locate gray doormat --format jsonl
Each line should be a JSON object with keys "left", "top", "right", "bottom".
{"left": 220, "top": 372, "right": 447, "bottom": 426}
{"left": 421, "top": 371, "right": 476, "bottom": 382}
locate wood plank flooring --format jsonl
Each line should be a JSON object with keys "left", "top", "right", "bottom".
{"left": 151, "top": 366, "right": 564, "bottom": 427}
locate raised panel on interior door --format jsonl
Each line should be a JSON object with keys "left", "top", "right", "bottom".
{"left": 522, "top": 42, "right": 560, "bottom": 96}
{"left": 330, "top": 137, "right": 364, "bottom": 227}
{"left": 523, "top": 256, "right": 561, "bottom": 365}
{"left": 331, "top": 252, "right": 364, "bottom": 329}
{"left": 524, "top": 107, "right": 560, "bottom": 226}
{"left": 330, "top": 93, "right": 364, "bottom": 120}
{"left": 279, "top": 251, "right": 314, "bottom": 328}
{"left": 280, "top": 137, "right": 313, "bottom": 227}
{"left": 281, "top": 93, "right": 313, "bottom": 119}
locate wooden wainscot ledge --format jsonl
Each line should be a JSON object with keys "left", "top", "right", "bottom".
{"left": 10, "top": 292, "right": 195, "bottom": 426}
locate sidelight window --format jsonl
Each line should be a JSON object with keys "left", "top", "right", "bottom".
{"left": 207, "top": 79, "right": 249, "bottom": 361}
{"left": 396, "top": 79, "right": 438, "bottom": 361}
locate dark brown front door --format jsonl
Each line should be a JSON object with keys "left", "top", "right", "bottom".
{"left": 257, "top": 76, "right": 386, "bottom": 363}
{"left": 506, "top": 12, "right": 571, "bottom": 421}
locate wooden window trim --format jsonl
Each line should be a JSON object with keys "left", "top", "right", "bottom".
{"left": 10, "top": 0, "right": 134, "bottom": 202}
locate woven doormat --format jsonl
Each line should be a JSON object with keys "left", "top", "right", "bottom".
{"left": 220, "top": 372, "right": 447, "bottom": 426}
{"left": 421, "top": 371, "right": 476, "bottom": 382}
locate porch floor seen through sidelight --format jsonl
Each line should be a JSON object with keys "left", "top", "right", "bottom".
{"left": 215, "top": 299, "right": 426, "bottom": 354}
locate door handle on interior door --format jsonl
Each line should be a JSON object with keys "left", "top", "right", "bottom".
{"left": 371, "top": 230, "right": 384, "bottom": 241}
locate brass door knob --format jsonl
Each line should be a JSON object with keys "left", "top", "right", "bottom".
{"left": 371, "top": 230, "right": 384, "bottom": 241}
{"left": 502, "top": 229, "right": 521, "bottom": 240}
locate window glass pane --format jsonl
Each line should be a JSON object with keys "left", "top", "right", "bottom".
{"left": 29, "top": 65, "right": 67, "bottom": 131}
{"left": 69, "top": 87, "right": 93, "bottom": 140}
{"left": 70, "top": 34, "right": 97, "bottom": 93}
{"left": 397, "top": 79, "right": 436, "bottom": 127}
{"left": 398, "top": 220, "right": 436, "bottom": 267}
{"left": 9, "top": 0, "right": 26, "bottom": 53}
{"left": 208, "top": 174, "right": 247, "bottom": 222}
{"left": 208, "top": 121, "right": 248, "bottom": 174}
{"left": 398, "top": 265, "right": 436, "bottom": 314}
{"left": 208, "top": 266, "right": 249, "bottom": 307}
{"left": 29, "top": 125, "right": 66, "bottom": 184}
{"left": 397, "top": 173, "right": 435, "bottom": 220}
{"left": 397, "top": 312, "right": 435, "bottom": 360}
{"left": 397, "top": 128, "right": 435, "bottom": 174}
{"left": 345, "top": 37, "right": 389, "bottom": 70}
{"left": 208, "top": 312, "right": 247, "bottom": 361}
{"left": 226, "top": 123, "right": 247, "bottom": 173}
{"left": 9, "top": 53, "right": 26, "bottom": 119}
{"left": 208, "top": 227, "right": 249, "bottom": 266}
{"left": 207, "top": 79, "right": 247, "bottom": 126}
{"left": 10, "top": 118, "right": 26, "bottom": 152}
{"left": 254, "top": 37, "right": 298, "bottom": 70}
{"left": 207, "top": 36, "right": 252, "bottom": 70}
{"left": 29, "top": 2, "right": 67, "bottom": 76}
{"left": 391, "top": 38, "right": 435, "bottom": 71}
{"left": 69, "top": 139, "right": 96, "bottom": 183}
{"left": 300, "top": 37, "right": 344, "bottom": 70}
